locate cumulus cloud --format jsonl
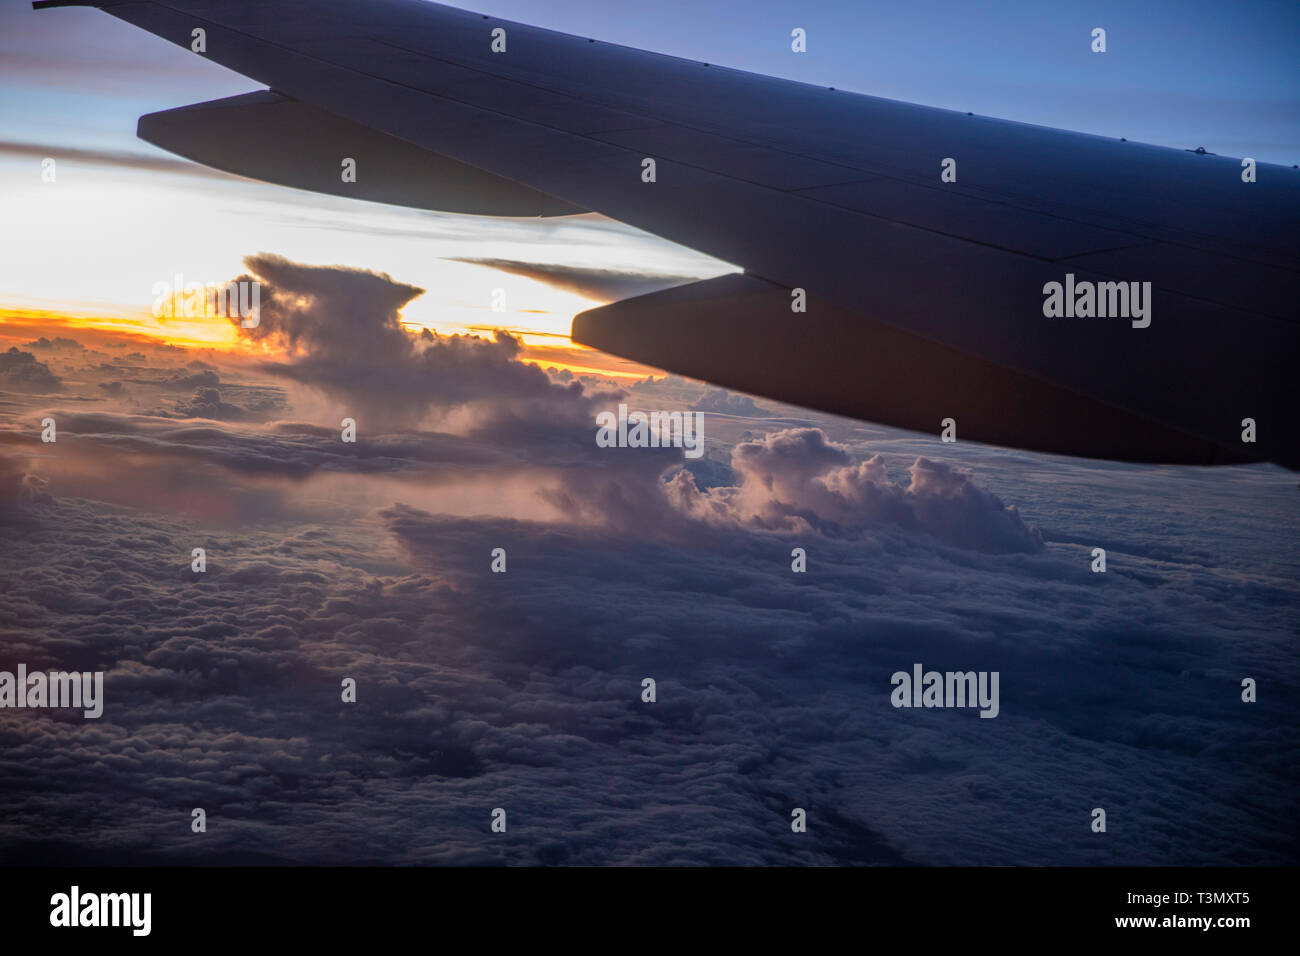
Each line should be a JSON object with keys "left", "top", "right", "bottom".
{"left": 159, "top": 369, "right": 220, "bottom": 390}
{"left": 0, "top": 454, "right": 53, "bottom": 518}
{"left": 24, "top": 336, "right": 84, "bottom": 351}
{"left": 171, "top": 386, "right": 253, "bottom": 421}
{"left": 2, "top": 469, "right": 1293, "bottom": 866}
{"left": 690, "top": 388, "right": 773, "bottom": 418}
{"left": 4, "top": 257, "right": 1042, "bottom": 555}
{"left": 5, "top": 252, "right": 1291, "bottom": 869}
{"left": 667, "top": 428, "right": 1043, "bottom": 553}
{"left": 0, "top": 347, "right": 62, "bottom": 392}
{"left": 231, "top": 254, "right": 622, "bottom": 434}
{"left": 204, "top": 257, "right": 1041, "bottom": 550}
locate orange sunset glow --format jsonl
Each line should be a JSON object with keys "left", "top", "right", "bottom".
{"left": 0, "top": 305, "right": 660, "bottom": 382}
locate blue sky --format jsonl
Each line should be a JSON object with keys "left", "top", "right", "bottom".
{"left": 4, "top": 0, "right": 1298, "bottom": 162}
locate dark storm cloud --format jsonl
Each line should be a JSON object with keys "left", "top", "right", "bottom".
{"left": 445, "top": 257, "right": 702, "bottom": 302}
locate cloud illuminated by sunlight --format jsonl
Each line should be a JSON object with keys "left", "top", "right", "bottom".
{"left": 0, "top": 304, "right": 663, "bottom": 383}
{"left": 1, "top": 305, "right": 247, "bottom": 352}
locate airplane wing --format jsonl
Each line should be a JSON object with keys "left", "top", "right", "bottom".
{"left": 35, "top": 0, "right": 1299, "bottom": 467}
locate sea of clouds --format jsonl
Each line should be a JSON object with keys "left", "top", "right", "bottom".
{"left": 1, "top": 256, "right": 1295, "bottom": 865}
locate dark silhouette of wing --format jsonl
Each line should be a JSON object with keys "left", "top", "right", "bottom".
{"left": 38, "top": 0, "right": 1299, "bottom": 466}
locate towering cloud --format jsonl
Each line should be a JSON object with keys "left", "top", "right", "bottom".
{"left": 231, "top": 254, "right": 618, "bottom": 434}
{"left": 667, "top": 428, "right": 1043, "bottom": 553}
{"left": 1, "top": 251, "right": 1294, "bottom": 868}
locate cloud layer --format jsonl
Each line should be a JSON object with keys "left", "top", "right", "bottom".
{"left": 1, "top": 255, "right": 1294, "bottom": 867}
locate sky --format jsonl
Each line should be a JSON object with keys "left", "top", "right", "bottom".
{"left": 1, "top": 0, "right": 736, "bottom": 364}
{"left": 0, "top": 0, "right": 1297, "bottom": 866}
{"left": 3, "top": 0, "right": 1298, "bottom": 328}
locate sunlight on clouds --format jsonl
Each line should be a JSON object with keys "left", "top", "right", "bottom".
{"left": 0, "top": 154, "right": 728, "bottom": 350}
{"left": 0, "top": 305, "right": 248, "bottom": 352}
